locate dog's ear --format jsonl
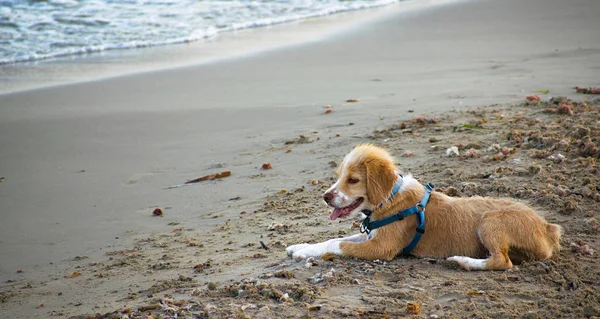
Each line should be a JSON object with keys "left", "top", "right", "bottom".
{"left": 365, "top": 158, "right": 397, "bottom": 205}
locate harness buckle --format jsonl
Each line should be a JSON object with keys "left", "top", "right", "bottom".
{"left": 416, "top": 203, "right": 425, "bottom": 212}
{"left": 360, "top": 216, "right": 371, "bottom": 235}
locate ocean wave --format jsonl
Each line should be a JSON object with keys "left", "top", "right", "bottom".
{"left": 0, "top": 0, "right": 398, "bottom": 65}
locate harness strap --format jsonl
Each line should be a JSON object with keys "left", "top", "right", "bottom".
{"left": 360, "top": 182, "right": 434, "bottom": 256}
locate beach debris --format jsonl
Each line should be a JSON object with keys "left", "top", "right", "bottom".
{"left": 36, "top": 304, "right": 44, "bottom": 309}
{"left": 460, "top": 123, "right": 483, "bottom": 130}
{"left": 274, "top": 270, "right": 294, "bottom": 279}
{"left": 311, "top": 268, "right": 336, "bottom": 283}
{"left": 570, "top": 241, "right": 594, "bottom": 256}
{"left": 309, "top": 179, "right": 319, "bottom": 185}
{"left": 525, "top": 95, "right": 541, "bottom": 105}
{"left": 574, "top": 86, "right": 600, "bottom": 94}
{"left": 207, "top": 282, "right": 218, "bottom": 290}
{"left": 261, "top": 162, "right": 273, "bottom": 170}
{"left": 194, "top": 260, "right": 213, "bottom": 272}
{"left": 534, "top": 89, "right": 550, "bottom": 94}
{"left": 186, "top": 171, "right": 231, "bottom": 184}
{"left": 152, "top": 208, "right": 163, "bottom": 217}
{"left": 267, "top": 222, "right": 288, "bottom": 232}
{"left": 406, "top": 301, "right": 421, "bottom": 314}
{"left": 555, "top": 153, "right": 566, "bottom": 163}
{"left": 16, "top": 269, "right": 23, "bottom": 273}
{"left": 446, "top": 146, "right": 459, "bottom": 157}
{"left": 165, "top": 170, "right": 231, "bottom": 189}
{"left": 346, "top": 98, "right": 360, "bottom": 103}
{"left": 0, "top": 177, "right": 4, "bottom": 182}
{"left": 306, "top": 257, "right": 320, "bottom": 268}
{"left": 241, "top": 303, "right": 257, "bottom": 311}
{"left": 65, "top": 271, "right": 81, "bottom": 278}
{"left": 401, "top": 151, "right": 416, "bottom": 157}
{"left": 461, "top": 148, "right": 480, "bottom": 159}
{"left": 285, "top": 149, "right": 292, "bottom": 153}
{"left": 284, "top": 135, "right": 313, "bottom": 145}
{"left": 328, "top": 160, "right": 338, "bottom": 168}
{"left": 557, "top": 103, "right": 573, "bottom": 115}
{"left": 259, "top": 241, "right": 270, "bottom": 251}
{"left": 307, "top": 305, "right": 322, "bottom": 311}
{"left": 138, "top": 304, "right": 159, "bottom": 312}
{"left": 585, "top": 218, "right": 598, "bottom": 233}
{"left": 412, "top": 117, "right": 427, "bottom": 125}
{"left": 280, "top": 293, "right": 293, "bottom": 303}
{"left": 324, "top": 109, "right": 333, "bottom": 115}
{"left": 324, "top": 105, "right": 332, "bottom": 109}
{"left": 229, "top": 196, "right": 241, "bottom": 201}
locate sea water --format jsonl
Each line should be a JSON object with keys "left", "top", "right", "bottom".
{"left": 0, "top": 0, "right": 398, "bottom": 65}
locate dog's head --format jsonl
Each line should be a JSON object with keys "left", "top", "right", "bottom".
{"left": 324, "top": 144, "right": 398, "bottom": 220}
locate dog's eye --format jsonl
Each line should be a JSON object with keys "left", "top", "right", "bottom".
{"left": 348, "top": 177, "right": 359, "bottom": 184}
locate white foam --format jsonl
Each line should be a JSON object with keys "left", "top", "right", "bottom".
{"left": 0, "top": 0, "right": 400, "bottom": 65}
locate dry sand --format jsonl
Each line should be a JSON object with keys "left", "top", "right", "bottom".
{"left": 1, "top": 0, "right": 600, "bottom": 318}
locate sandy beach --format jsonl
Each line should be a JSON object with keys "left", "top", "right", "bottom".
{"left": 1, "top": 0, "right": 599, "bottom": 317}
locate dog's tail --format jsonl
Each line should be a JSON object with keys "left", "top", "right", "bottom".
{"left": 545, "top": 223, "right": 563, "bottom": 252}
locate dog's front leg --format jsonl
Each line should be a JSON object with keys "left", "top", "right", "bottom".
{"left": 337, "top": 237, "right": 398, "bottom": 261}
{"left": 287, "top": 233, "right": 366, "bottom": 260}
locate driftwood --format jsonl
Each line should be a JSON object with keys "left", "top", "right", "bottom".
{"left": 185, "top": 171, "right": 231, "bottom": 184}
{"left": 165, "top": 171, "right": 231, "bottom": 189}
{"left": 574, "top": 86, "right": 600, "bottom": 94}
{"left": 259, "top": 241, "right": 270, "bottom": 251}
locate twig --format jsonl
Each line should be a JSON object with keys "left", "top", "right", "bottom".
{"left": 164, "top": 171, "right": 231, "bottom": 189}
{"left": 259, "top": 241, "right": 270, "bottom": 251}
{"left": 185, "top": 171, "right": 231, "bottom": 184}
{"left": 138, "top": 304, "right": 159, "bottom": 312}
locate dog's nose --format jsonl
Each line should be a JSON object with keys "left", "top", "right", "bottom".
{"left": 323, "top": 192, "right": 334, "bottom": 204}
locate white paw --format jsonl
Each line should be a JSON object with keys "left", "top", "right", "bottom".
{"left": 447, "top": 256, "right": 486, "bottom": 271}
{"left": 286, "top": 243, "right": 311, "bottom": 256}
{"left": 292, "top": 246, "right": 322, "bottom": 260}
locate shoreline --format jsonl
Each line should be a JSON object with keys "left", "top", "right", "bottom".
{"left": 0, "top": 1, "right": 409, "bottom": 96}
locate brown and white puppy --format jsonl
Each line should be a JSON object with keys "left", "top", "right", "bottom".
{"left": 286, "top": 144, "right": 562, "bottom": 270}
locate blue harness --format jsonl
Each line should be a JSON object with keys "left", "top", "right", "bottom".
{"left": 360, "top": 178, "right": 434, "bottom": 256}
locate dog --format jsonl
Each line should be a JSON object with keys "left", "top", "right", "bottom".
{"left": 286, "top": 144, "right": 562, "bottom": 270}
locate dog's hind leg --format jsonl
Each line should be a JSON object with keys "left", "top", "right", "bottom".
{"left": 449, "top": 210, "right": 516, "bottom": 271}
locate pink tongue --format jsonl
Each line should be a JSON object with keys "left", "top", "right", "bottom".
{"left": 330, "top": 208, "right": 345, "bottom": 220}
